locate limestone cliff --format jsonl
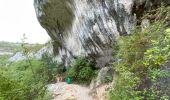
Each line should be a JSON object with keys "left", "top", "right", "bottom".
{"left": 34, "top": 0, "right": 170, "bottom": 67}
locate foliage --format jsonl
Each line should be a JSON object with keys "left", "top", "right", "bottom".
{"left": 0, "top": 55, "right": 10, "bottom": 66}
{"left": 109, "top": 72, "right": 142, "bottom": 100}
{"left": 0, "top": 37, "right": 56, "bottom": 100}
{"left": 0, "top": 67, "right": 26, "bottom": 100}
{"left": 143, "top": 28, "right": 170, "bottom": 68}
{"left": 143, "top": 86, "right": 169, "bottom": 100}
{"left": 0, "top": 56, "right": 63, "bottom": 100}
{"left": 0, "top": 55, "right": 60, "bottom": 100}
{"left": 41, "top": 52, "right": 65, "bottom": 82}
{"left": 109, "top": 5, "right": 170, "bottom": 99}
{"left": 149, "top": 68, "right": 169, "bottom": 82}
{"left": 78, "top": 67, "right": 94, "bottom": 81}
{"left": 141, "top": 28, "right": 170, "bottom": 100}
{"left": 104, "top": 75, "right": 113, "bottom": 83}
{"left": 67, "top": 57, "right": 97, "bottom": 84}
{"left": 0, "top": 60, "right": 49, "bottom": 100}
{"left": 109, "top": 20, "right": 170, "bottom": 100}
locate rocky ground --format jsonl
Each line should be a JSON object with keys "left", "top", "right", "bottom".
{"left": 47, "top": 82, "right": 111, "bottom": 100}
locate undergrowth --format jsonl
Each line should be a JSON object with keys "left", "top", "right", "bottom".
{"left": 66, "top": 57, "right": 98, "bottom": 84}
{"left": 109, "top": 6, "right": 170, "bottom": 100}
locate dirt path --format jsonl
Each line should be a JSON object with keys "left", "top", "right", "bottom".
{"left": 47, "top": 82, "right": 111, "bottom": 100}
{"left": 48, "top": 82, "right": 95, "bottom": 100}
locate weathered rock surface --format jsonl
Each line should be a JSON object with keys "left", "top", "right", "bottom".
{"left": 90, "top": 67, "right": 114, "bottom": 90}
{"left": 34, "top": 0, "right": 135, "bottom": 66}
{"left": 47, "top": 82, "right": 111, "bottom": 100}
{"left": 8, "top": 52, "right": 26, "bottom": 62}
{"left": 34, "top": 0, "right": 170, "bottom": 66}
{"left": 8, "top": 46, "right": 54, "bottom": 63}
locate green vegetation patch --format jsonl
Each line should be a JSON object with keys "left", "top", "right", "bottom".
{"left": 109, "top": 24, "right": 170, "bottom": 100}
{"left": 0, "top": 55, "right": 10, "bottom": 66}
{"left": 0, "top": 53, "right": 63, "bottom": 100}
{"left": 67, "top": 57, "right": 98, "bottom": 84}
{"left": 109, "top": 6, "right": 170, "bottom": 100}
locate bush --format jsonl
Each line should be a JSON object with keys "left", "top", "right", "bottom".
{"left": 0, "top": 37, "right": 63, "bottom": 100}
{"left": 104, "top": 75, "right": 113, "bottom": 83}
{"left": 78, "top": 67, "right": 94, "bottom": 81}
{"left": 67, "top": 57, "right": 97, "bottom": 84}
{"left": 0, "top": 67, "right": 27, "bottom": 100}
{"left": 109, "top": 19, "right": 170, "bottom": 100}
{"left": 0, "top": 59, "right": 55, "bottom": 100}
{"left": 0, "top": 55, "right": 10, "bottom": 66}
{"left": 41, "top": 53, "right": 65, "bottom": 82}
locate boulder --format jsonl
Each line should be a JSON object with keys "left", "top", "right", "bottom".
{"left": 90, "top": 67, "right": 114, "bottom": 90}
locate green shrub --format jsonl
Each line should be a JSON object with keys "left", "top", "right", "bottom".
{"left": 0, "top": 37, "right": 62, "bottom": 100}
{"left": 0, "top": 58, "right": 56, "bottom": 100}
{"left": 104, "top": 75, "right": 113, "bottom": 83}
{"left": 0, "top": 55, "right": 10, "bottom": 66}
{"left": 109, "top": 72, "right": 142, "bottom": 100}
{"left": 67, "top": 57, "right": 97, "bottom": 84}
{"left": 0, "top": 67, "right": 27, "bottom": 100}
{"left": 7, "top": 60, "right": 48, "bottom": 99}
{"left": 78, "top": 67, "right": 94, "bottom": 81}
{"left": 109, "top": 21, "right": 170, "bottom": 100}
{"left": 41, "top": 52, "right": 65, "bottom": 82}
{"left": 114, "top": 6, "right": 170, "bottom": 99}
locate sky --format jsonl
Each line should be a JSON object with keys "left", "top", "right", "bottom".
{"left": 0, "top": 0, "right": 50, "bottom": 44}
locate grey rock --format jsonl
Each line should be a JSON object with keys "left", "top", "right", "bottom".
{"left": 8, "top": 45, "right": 54, "bottom": 63}
{"left": 96, "top": 67, "right": 114, "bottom": 87}
{"left": 90, "top": 79, "right": 97, "bottom": 90}
{"left": 34, "top": 0, "right": 136, "bottom": 66}
{"left": 95, "top": 49, "right": 114, "bottom": 68}
{"left": 34, "top": 46, "right": 53, "bottom": 59}
{"left": 34, "top": 0, "right": 169, "bottom": 66}
{"left": 141, "top": 19, "right": 150, "bottom": 32}
{"left": 8, "top": 52, "right": 26, "bottom": 62}
{"left": 90, "top": 67, "right": 114, "bottom": 90}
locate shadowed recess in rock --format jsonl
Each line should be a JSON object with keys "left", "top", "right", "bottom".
{"left": 40, "top": 0, "right": 74, "bottom": 33}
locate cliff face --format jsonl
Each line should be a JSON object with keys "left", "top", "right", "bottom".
{"left": 34, "top": 0, "right": 169, "bottom": 67}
